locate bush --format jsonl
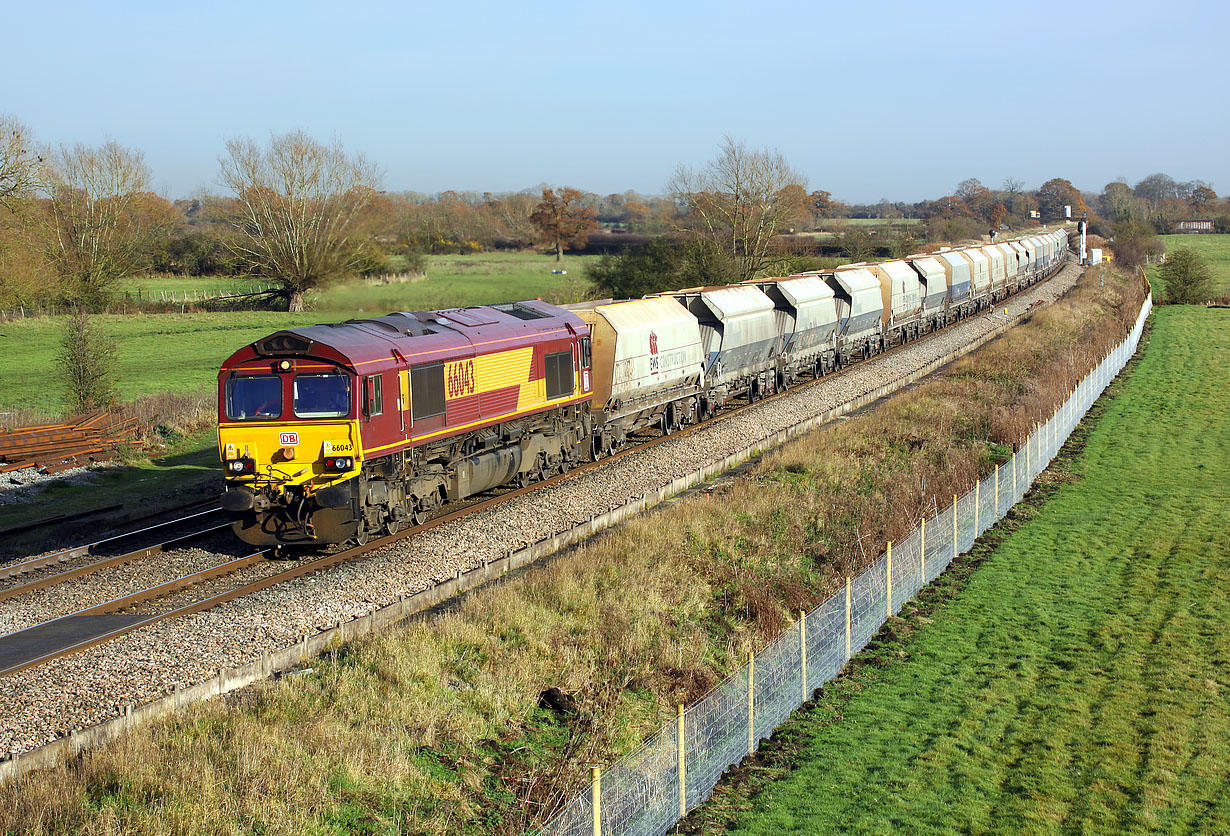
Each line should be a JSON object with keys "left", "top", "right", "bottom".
{"left": 1159, "top": 248, "right": 1213, "bottom": 304}
{"left": 586, "top": 238, "right": 739, "bottom": 299}
{"left": 56, "top": 311, "right": 117, "bottom": 414}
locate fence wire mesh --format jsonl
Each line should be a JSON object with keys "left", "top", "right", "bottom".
{"left": 536, "top": 295, "right": 1151, "bottom": 836}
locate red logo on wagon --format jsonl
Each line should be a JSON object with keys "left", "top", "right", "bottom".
{"left": 649, "top": 332, "right": 659, "bottom": 354}
{"left": 279, "top": 432, "right": 299, "bottom": 445}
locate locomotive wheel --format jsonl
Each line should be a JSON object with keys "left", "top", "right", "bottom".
{"left": 384, "top": 516, "right": 401, "bottom": 536}
{"left": 353, "top": 521, "right": 371, "bottom": 547}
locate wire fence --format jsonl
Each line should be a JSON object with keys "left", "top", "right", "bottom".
{"left": 537, "top": 293, "right": 1153, "bottom": 836}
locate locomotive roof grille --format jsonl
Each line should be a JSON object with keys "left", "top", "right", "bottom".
{"left": 491, "top": 302, "right": 550, "bottom": 321}
{"left": 255, "top": 332, "right": 313, "bottom": 355}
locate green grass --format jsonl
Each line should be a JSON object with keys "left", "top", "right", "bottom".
{"left": 2, "top": 253, "right": 599, "bottom": 417}
{"left": 705, "top": 306, "right": 1230, "bottom": 835}
{"left": 115, "top": 252, "right": 599, "bottom": 310}
{"left": 314, "top": 252, "right": 598, "bottom": 311}
{"left": 1148, "top": 234, "right": 1230, "bottom": 299}
{"left": 0, "top": 311, "right": 337, "bottom": 415}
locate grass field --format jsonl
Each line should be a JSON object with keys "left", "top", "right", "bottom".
{"left": 3, "top": 253, "right": 598, "bottom": 417}
{"left": 1148, "top": 234, "right": 1230, "bottom": 299}
{"left": 116, "top": 252, "right": 598, "bottom": 311}
{"left": 698, "top": 306, "right": 1230, "bottom": 835}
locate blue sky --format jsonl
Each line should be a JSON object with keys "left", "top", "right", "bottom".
{"left": 5, "top": 0, "right": 1225, "bottom": 202}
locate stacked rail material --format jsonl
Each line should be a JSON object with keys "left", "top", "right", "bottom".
{"left": 0, "top": 412, "right": 140, "bottom": 475}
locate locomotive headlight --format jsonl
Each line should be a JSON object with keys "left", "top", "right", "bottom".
{"left": 278, "top": 360, "right": 292, "bottom": 371}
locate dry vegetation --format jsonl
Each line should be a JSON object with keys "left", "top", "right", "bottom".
{"left": 0, "top": 266, "right": 1145, "bottom": 836}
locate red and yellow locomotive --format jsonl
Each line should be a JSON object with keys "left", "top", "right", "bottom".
{"left": 218, "top": 301, "right": 593, "bottom": 546}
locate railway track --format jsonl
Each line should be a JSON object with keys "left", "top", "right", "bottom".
{"left": 0, "top": 262, "right": 1071, "bottom": 680}
{"left": 0, "top": 506, "right": 228, "bottom": 586}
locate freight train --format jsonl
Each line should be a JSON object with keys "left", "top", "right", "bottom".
{"left": 218, "top": 229, "right": 1069, "bottom": 546}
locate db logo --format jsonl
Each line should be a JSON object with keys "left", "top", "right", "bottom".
{"left": 279, "top": 432, "right": 299, "bottom": 446}
{"left": 649, "top": 332, "right": 659, "bottom": 354}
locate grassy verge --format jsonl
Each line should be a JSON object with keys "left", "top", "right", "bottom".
{"left": 687, "top": 305, "right": 1230, "bottom": 835}
{"left": 0, "top": 268, "right": 1145, "bottom": 836}
{"left": 1148, "top": 233, "right": 1230, "bottom": 299}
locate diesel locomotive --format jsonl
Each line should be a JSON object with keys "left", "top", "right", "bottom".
{"left": 218, "top": 229, "right": 1069, "bottom": 546}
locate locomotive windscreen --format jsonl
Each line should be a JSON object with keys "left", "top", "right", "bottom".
{"left": 226, "top": 376, "right": 282, "bottom": 420}
{"left": 293, "top": 374, "right": 351, "bottom": 418}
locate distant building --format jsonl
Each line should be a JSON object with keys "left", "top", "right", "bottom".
{"left": 1176, "top": 219, "right": 1215, "bottom": 233}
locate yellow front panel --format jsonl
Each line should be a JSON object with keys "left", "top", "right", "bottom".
{"left": 218, "top": 420, "right": 360, "bottom": 489}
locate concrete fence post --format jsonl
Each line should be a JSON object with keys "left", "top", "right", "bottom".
{"left": 919, "top": 517, "right": 926, "bottom": 585}
{"left": 886, "top": 541, "right": 893, "bottom": 617}
{"left": 953, "top": 495, "right": 958, "bottom": 562}
{"left": 799, "top": 610, "right": 808, "bottom": 702}
{"left": 845, "top": 577, "right": 852, "bottom": 660}
{"left": 747, "top": 650, "right": 756, "bottom": 757}
{"left": 591, "top": 766, "right": 601, "bottom": 836}
{"left": 975, "top": 479, "right": 981, "bottom": 536}
{"left": 677, "top": 705, "right": 686, "bottom": 818}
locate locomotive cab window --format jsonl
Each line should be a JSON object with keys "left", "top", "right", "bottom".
{"left": 579, "top": 337, "right": 592, "bottom": 368}
{"left": 293, "top": 374, "right": 350, "bottom": 419}
{"left": 363, "top": 374, "right": 383, "bottom": 417}
{"left": 545, "top": 351, "right": 574, "bottom": 399}
{"left": 226, "top": 376, "right": 282, "bottom": 421}
{"left": 411, "top": 364, "right": 446, "bottom": 420}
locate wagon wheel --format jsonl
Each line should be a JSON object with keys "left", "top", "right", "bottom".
{"left": 353, "top": 520, "right": 371, "bottom": 547}
{"left": 384, "top": 515, "right": 401, "bottom": 536}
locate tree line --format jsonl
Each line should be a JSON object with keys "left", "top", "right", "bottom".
{"left": 3, "top": 114, "right": 1226, "bottom": 313}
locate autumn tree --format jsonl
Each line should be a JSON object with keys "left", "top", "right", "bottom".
{"left": 956, "top": 177, "right": 996, "bottom": 221}
{"left": 669, "top": 135, "right": 807, "bottom": 282}
{"left": 0, "top": 115, "right": 41, "bottom": 213}
{"left": 1035, "top": 177, "right": 1085, "bottom": 221}
{"left": 38, "top": 141, "right": 171, "bottom": 308}
{"left": 810, "top": 189, "right": 839, "bottom": 221}
{"left": 989, "top": 203, "right": 1007, "bottom": 228}
{"left": 220, "top": 131, "right": 381, "bottom": 312}
{"left": 529, "top": 187, "right": 598, "bottom": 261}
{"left": 1189, "top": 184, "right": 1217, "bottom": 211}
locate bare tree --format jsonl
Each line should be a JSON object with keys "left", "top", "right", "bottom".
{"left": 39, "top": 141, "right": 164, "bottom": 307}
{"left": 0, "top": 115, "right": 41, "bottom": 213}
{"left": 220, "top": 131, "right": 381, "bottom": 312}
{"left": 669, "top": 135, "right": 807, "bottom": 282}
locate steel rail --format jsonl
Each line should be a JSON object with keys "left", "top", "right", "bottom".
{"left": 0, "top": 507, "right": 226, "bottom": 581}
{"left": 0, "top": 523, "right": 232, "bottom": 604}
{"left": 0, "top": 551, "right": 270, "bottom": 677}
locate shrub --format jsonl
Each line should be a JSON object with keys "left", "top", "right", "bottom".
{"left": 1159, "top": 248, "right": 1213, "bottom": 304}
{"left": 56, "top": 311, "right": 117, "bottom": 414}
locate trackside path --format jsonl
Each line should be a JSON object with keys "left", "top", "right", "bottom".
{"left": 707, "top": 307, "right": 1230, "bottom": 835}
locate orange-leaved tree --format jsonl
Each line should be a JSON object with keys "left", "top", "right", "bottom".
{"left": 529, "top": 187, "right": 597, "bottom": 261}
